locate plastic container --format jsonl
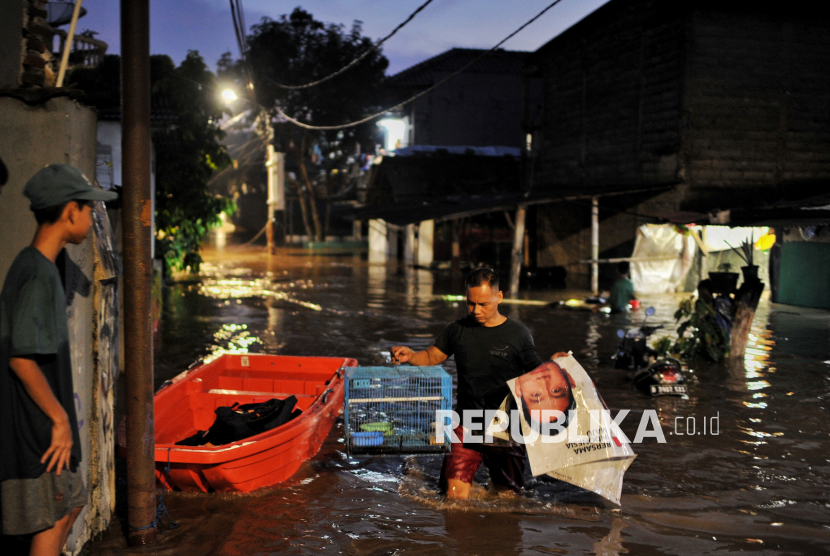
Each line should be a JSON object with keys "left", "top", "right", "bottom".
{"left": 708, "top": 272, "right": 739, "bottom": 294}
{"left": 350, "top": 431, "right": 384, "bottom": 447}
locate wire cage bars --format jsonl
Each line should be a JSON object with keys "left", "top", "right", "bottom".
{"left": 344, "top": 366, "right": 452, "bottom": 454}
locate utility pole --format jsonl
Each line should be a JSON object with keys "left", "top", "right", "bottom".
{"left": 591, "top": 196, "right": 599, "bottom": 295}
{"left": 121, "top": 0, "right": 156, "bottom": 546}
{"left": 509, "top": 205, "right": 527, "bottom": 297}
{"left": 265, "top": 144, "right": 284, "bottom": 253}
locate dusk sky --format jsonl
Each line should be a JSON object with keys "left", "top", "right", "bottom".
{"left": 75, "top": 0, "right": 610, "bottom": 76}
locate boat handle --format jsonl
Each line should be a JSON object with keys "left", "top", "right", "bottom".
{"left": 321, "top": 389, "right": 334, "bottom": 404}
{"left": 186, "top": 359, "right": 204, "bottom": 372}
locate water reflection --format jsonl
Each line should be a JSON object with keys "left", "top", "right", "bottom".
{"left": 93, "top": 246, "right": 830, "bottom": 555}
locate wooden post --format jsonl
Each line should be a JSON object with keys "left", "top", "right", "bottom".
{"left": 591, "top": 196, "right": 599, "bottom": 295}
{"left": 509, "top": 205, "right": 527, "bottom": 297}
{"left": 729, "top": 274, "right": 764, "bottom": 360}
{"left": 451, "top": 219, "right": 462, "bottom": 278}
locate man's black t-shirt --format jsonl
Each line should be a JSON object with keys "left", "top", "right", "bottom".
{"left": 434, "top": 315, "right": 543, "bottom": 413}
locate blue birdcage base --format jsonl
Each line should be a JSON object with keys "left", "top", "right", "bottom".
{"left": 344, "top": 366, "right": 452, "bottom": 454}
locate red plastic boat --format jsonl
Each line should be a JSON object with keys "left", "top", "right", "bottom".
{"left": 152, "top": 353, "right": 356, "bottom": 493}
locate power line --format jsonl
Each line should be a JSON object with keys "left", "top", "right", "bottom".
{"left": 229, "top": 0, "right": 247, "bottom": 58}
{"left": 273, "top": 0, "right": 567, "bottom": 131}
{"left": 273, "top": 0, "right": 435, "bottom": 90}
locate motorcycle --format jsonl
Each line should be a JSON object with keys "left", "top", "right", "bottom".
{"left": 612, "top": 307, "right": 687, "bottom": 397}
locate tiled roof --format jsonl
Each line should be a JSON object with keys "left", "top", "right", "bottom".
{"left": 387, "top": 48, "right": 530, "bottom": 88}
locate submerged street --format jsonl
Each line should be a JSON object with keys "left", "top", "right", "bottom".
{"left": 92, "top": 245, "right": 830, "bottom": 555}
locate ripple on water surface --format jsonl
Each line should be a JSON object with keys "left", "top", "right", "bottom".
{"left": 119, "top": 248, "right": 830, "bottom": 556}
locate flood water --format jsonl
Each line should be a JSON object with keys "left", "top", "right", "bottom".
{"left": 91, "top": 244, "right": 830, "bottom": 555}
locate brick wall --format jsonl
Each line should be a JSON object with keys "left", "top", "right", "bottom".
{"left": 407, "top": 72, "right": 538, "bottom": 149}
{"left": 535, "top": 0, "right": 685, "bottom": 192}
{"left": 0, "top": 0, "right": 54, "bottom": 89}
{"left": 531, "top": 0, "right": 830, "bottom": 288}
{"left": 681, "top": 7, "right": 830, "bottom": 210}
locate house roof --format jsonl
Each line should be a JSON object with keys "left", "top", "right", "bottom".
{"left": 387, "top": 48, "right": 531, "bottom": 88}
{"left": 355, "top": 150, "right": 674, "bottom": 226}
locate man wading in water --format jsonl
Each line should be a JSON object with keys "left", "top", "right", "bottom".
{"left": 392, "top": 268, "right": 565, "bottom": 499}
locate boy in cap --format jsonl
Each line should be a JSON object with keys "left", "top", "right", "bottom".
{"left": 1, "top": 164, "right": 117, "bottom": 555}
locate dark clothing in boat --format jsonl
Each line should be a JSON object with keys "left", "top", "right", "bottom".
{"left": 176, "top": 396, "right": 302, "bottom": 446}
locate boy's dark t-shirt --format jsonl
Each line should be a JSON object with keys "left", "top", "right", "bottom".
{"left": 0, "top": 247, "right": 81, "bottom": 481}
{"left": 434, "top": 315, "right": 543, "bottom": 412}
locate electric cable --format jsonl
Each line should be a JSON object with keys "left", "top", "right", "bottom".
{"left": 272, "top": 0, "right": 567, "bottom": 131}
{"left": 273, "top": 0, "right": 435, "bottom": 90}
{"left": 230, "top": 0, "right": 247, "bottom": 57}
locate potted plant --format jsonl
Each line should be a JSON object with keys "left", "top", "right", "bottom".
{"left": 726, "top": 233, "right": 758, "bottom": 281}
{"left": 708, "top": 262, "right": 739, "bottom": 294}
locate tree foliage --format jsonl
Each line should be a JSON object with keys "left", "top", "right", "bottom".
{"left": 219, "top": 8, "right": 388, "bottom": 241}
{"left": 151, "top": 52, "right": 234, "bottom": 272}
{"left": 69, "top": 52, "right": 234, "bottom": 273}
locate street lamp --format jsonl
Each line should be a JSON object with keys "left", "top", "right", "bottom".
{"left": 221, "top": 88, "right": 238, "bottom": 104}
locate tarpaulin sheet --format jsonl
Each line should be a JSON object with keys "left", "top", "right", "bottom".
{"left": 702, "top": 226, "right": 769, "bottom": 253}
{"left": 631, "top": 224, "right": 695, "bottom": 294}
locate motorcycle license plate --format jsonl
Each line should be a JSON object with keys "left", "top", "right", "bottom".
{"left": 650, "top": 384, "right": 687, "bottom": 396}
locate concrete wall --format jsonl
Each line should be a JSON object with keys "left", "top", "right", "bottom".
{"left": 0, "top": 95, "right": 115, "bottom": 554}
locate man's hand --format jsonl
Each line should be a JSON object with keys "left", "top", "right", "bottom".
{"left": 42, "top": 416, "right": 73, "bottom": 475}
{"left": 551, "top": 351, "right": 570, "bottom": 359}
{"left": 390, "top": 345, "right": 448, "bottom": 367}
{"left": 391, "top": 346, "right": 414, "bottom": 364}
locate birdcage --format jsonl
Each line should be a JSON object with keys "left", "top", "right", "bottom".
{"left": 344, "top": 366, "right": 453, "bottom": 454}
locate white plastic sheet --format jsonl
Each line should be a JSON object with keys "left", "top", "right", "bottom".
{"left": 630, "top": 224, "right": 695, "bottom": 294}
{"left": 702, "top": 226, "right": 768, "bottom": 253}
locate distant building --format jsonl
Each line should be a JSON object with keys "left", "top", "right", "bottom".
{"left": 384, "top": 47, "right": 541, "bottom": 150}
{"left": 529, "top": 0, "right": 830, "bottom": 301}
{"left": 362, "top": 49, "right": 543, "bottom": 269}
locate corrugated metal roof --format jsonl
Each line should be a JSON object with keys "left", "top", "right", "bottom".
{"left": 387, "top": 48, "right": 530, "bottom": 88}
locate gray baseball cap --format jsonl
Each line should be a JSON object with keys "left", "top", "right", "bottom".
{"left": 24, "top": 164, "right": 118, "bottom": 210}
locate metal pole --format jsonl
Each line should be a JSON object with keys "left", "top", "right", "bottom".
{"left": 509, "top": 204, "right": 527, "bottom": 297}
{"left": 591, "top": 196, "right": 599, "bottom": 295}
{"left": 121, "top": 0, "right": 156, "bottom": 546}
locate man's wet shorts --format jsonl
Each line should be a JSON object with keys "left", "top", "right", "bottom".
{"left": 439, "top": 425, "right": 526, "bottom": 492}
{"left": 1, "top": 468, "right": 87, "bottom": 535}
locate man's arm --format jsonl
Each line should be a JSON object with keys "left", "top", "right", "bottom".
{"left": 9, "top": 357, "right": 73, "bottom": 475}
{"left": 391, "top": 345, "right": 448, "bottom": 366}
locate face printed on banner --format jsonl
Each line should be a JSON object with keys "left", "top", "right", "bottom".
{"left": 515, "top": 361, "right": 577, "bottom": 435}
